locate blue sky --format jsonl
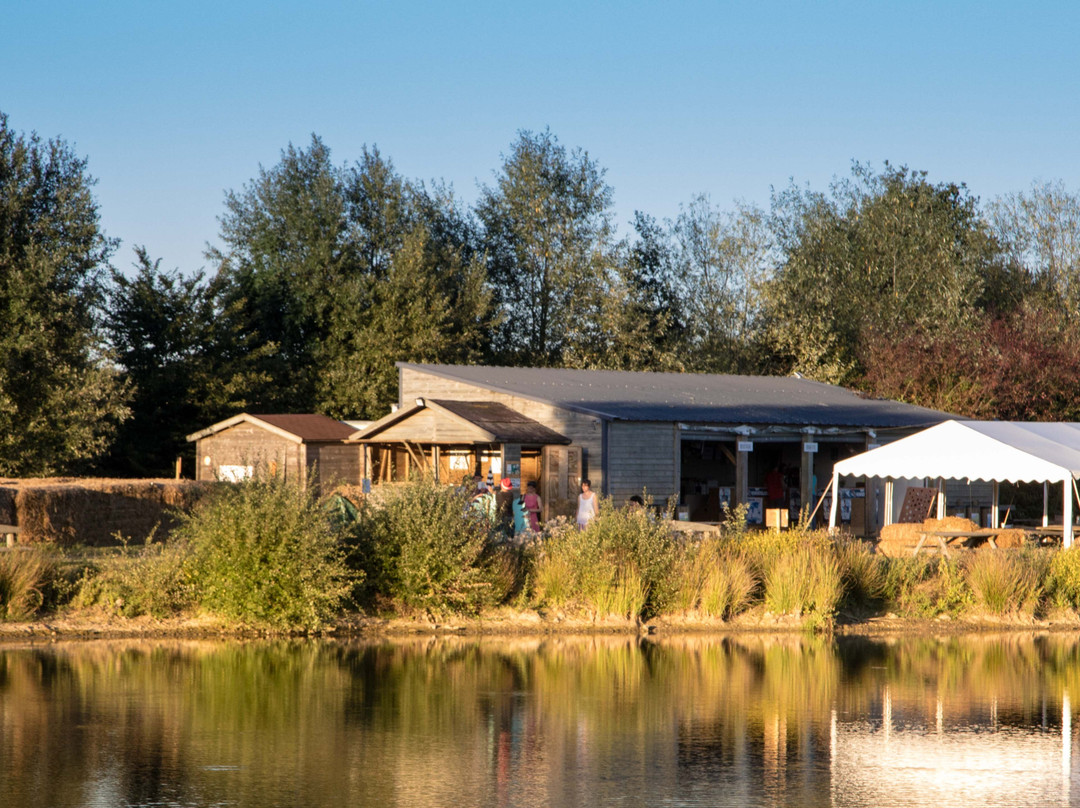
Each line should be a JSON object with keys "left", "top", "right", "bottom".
{"left": 4, "top": 1, "right": 1079, "bottom": 276}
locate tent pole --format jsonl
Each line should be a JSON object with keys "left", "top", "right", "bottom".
{"left": 884, "top": 480, "right": 895, "bottom": 527}
{"left": 1064, "top": 479, "right": 1074, "bottom": 550}
{"left": 1044, "top": 482, "right": 1049, "bottom": 527}
{"left": 992, "top": 481, "right": 999, "bottom": 529}
{"left": 828, "top": 471, "right": 840, "bottom": 530}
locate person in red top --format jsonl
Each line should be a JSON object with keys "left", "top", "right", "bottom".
{"left": 765, "top": 463, "right": 786, "bottom": 508}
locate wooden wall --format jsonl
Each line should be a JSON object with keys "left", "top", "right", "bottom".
{"left": 607, "top": 422, "right": 678, "bottom": 506}
{"left": 306, "top": 443, "right": 363, "bottom": 493}
{"left": 195, "top": 424, "right": 302, "bottom": 483}
{"left": 399, "top": 367, "right": 605, "bottom": 490}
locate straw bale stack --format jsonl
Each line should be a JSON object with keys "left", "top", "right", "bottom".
{"left": 0, "top": 478, "right": 214, "bottom": 546}
{"left": 876, "top": 516, "right": 1028, "bottom": 556}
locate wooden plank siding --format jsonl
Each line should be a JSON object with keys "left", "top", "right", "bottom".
{"left": 606, "top": 422, "right": 678, "bottom": 506}
{"left": 305, "top": 444, "right": 362, "bottom": 493}
{"left": 194, "top": 425, "right": 302, "bottom": 483}
{"left": 399, "top": 367, "right": 605, "bottom": 490}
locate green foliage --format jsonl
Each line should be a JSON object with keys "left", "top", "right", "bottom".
{"left": 766, "top": 162, "right": 1003, "bottom": 385}
{"left": 210, "top": 138, "right": 493, "bottom": 419}
{"left": 882, "top": 556, "right": 972, "bottom": 618}
{"left": 178, "top": 475, "right": 355, "bottom": 630}
{"left": 0, "top": 112, "right": 129, "bottom": 475}
{"left": 1047, "top": 547, "right": 1080, "bottom": 610}
{"left": 351, "top": 477, "right": 512, "bottom": 614}
{"left": 964, "top": 549, "right": 1043, "bottom": 616}
{"left": 477, "top": 128, "right": 615, "bottom": 365}
{"left": 72, "top": 541, "right": 192, "bottom": 618}
{"left": 531, "top": 498, "right": 683, "bottom": 619}
{"left": 763, "top": 546, "right": 842, "bottom": 622}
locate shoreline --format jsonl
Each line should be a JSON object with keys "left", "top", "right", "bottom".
{"left": 3, "top": 606, "right": 1079, "bottom": 644}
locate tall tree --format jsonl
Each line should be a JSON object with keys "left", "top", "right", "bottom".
{"left": 989, "top": 180, "right": 1080, "bottom": 313}
{"left": 764, "top": 163, "right": 1003, "bottom": 385}
{"left": 477, "top": 129, "right": 614, "bottom": 365}
{"left": 210, "top": 138, "right": 493, "bottom": 418}
{"left": 671, "top": 196, "right": 772, "bottom": 373}
{"left": 103, "top": 248, "right": 273, "bottom": 475}
{"left": 0, "top": 113, "right": 129, "bottom": 475}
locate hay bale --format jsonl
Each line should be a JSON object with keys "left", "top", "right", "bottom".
{"left": 10, "top": 478, "right": 214, "bottom": 546}
{"left": 991, "top": 528, "right": 1027, "bottom": 549}
{"left": 876, "top": 517, "right": 981, "bottom": 558}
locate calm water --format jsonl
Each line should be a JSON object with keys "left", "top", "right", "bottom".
{"left": 2, "top": 632, "right": 1079, "bottom": 807}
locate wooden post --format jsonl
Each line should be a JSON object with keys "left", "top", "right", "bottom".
{"left": 735, "top": 446, "right": 749, "bottom": 508}
{"left": 175, "top": 457, "right": 182, "bottom": 480}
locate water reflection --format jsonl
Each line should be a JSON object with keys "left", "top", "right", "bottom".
{"left": 2, "top": 633, "right": 1080, "bottom": 807}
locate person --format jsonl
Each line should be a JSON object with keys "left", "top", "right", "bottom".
{"left": 523, "top": 481, "right": 542, "bottom": 533}
{"left": 577, "top": 479, "right": 598, "bottom": 530}
{"left": 765, "top": 463, "right": 786, "bottom": 508}
{"left": 495, "top": 478, "right": 516, "bottom": 538}
{"left": 511, "top": 493, "right": 528, "bottom": 538}
{"left": 627, "top": 495, "right": 644, "bottom": 512}
{"left": 471, "top": 480, "right": 496, "bottom": 523}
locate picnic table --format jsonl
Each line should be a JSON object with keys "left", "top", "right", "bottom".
{"left": 914, "top": 528, "right": 999, "bottom": 558}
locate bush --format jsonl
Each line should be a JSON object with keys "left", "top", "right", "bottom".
{"left": 177, "top": 475, "right": 356, "bottom": 630}
{"left": 964, "top": 549, "right": 1043, "bottom": 616}
{"left": 351, "top": 477, "right": 512, "bottom": 614}
{"left": 882, "top": 555, "right": 971, "bottom": 618}
{"left": 72, "top": 541, "right": 192, "bottom": 618}
{"left": 1048, "top": 547, "right": 1080, "bottom": 610}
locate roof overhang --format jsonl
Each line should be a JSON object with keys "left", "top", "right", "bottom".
{"left": 349, "top": 399, "right": 570, "bottom": 445}
{"left": 186, "top": 413, "right": 305, "bottom": 445}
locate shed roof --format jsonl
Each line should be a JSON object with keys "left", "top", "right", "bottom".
{"left": 186, "top": 413, "right": 355, "bottom": 444}
{"left": 398, "top": 363, "right": 952, "bottom": 428}
{"left": 350, "top": 399, "right": 570, "bottom": 445}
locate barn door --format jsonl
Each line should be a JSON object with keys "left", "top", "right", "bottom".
{"left": 541, "top": 445, "right": 582, "bottom": 522}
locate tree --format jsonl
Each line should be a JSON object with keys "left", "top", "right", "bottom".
{"left": 210, "top": 138, "right": 494, "bottom": 418}
{"left": 764, "top": 163, "right": 1004, "bottom": 385}
{"left": 0, "top": 113, "right": 129, "bottom": 475}
{"left": 477, "top": 129, "right": 615, "bottom": 365}
{"left": 989, "top": 180, "right": 1080, "bottom": 313}
{"left": 671, "top": 196, "right": 772, "bottom": 373}
{"left": 103, "top": 248, "right": 274, "bottom": 475}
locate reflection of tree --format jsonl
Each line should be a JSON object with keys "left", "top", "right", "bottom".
{"left": 1, "top": 634, "right": 1078, "bottom": 807}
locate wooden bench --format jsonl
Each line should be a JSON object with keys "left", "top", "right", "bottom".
{"left": 914, "top": 529, "right": 999, "bottom": 559}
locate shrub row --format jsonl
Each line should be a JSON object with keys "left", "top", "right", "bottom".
{"left": 4, "top": 478, "right": 1080, "bottom": 630}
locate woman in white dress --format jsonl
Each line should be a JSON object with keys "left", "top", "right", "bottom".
{"left": 576, "top": 479, "right": 598, "bottom": 530}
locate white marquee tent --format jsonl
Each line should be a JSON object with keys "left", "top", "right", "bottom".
{"left": 828, "top": 420, "right": 1080, "bottom": 547}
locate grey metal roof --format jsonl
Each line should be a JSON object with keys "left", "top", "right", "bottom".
{"left": 399, "top": 363, "right": 955, "bottom": 429}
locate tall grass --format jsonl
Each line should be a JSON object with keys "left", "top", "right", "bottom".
{"left": 0, "top": 548, "right": 61, "bottom": 620}
{"left": 965, "top": 549, "right": 1044, "bottom": 616}
{"left": 73, "top": 541, "right": 192, "bottom": 618}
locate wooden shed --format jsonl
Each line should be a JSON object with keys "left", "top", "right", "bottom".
{"left": 187, "top": 413, "right": 359, "bottom": 492}
{"left": 350, "top": 398, "right": 580, "bottom": 519}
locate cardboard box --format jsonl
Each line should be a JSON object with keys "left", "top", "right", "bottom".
{"left": 766, "top": 508, "right": 789, "bottom": 529}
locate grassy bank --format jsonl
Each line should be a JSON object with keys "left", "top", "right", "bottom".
{"left": 4, "top": 477, "right": 1080, "bottom": 633}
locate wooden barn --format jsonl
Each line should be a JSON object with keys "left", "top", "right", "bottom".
{"left": 187, "top": 413, "right": 358, "bottom": 492}
{"left": 352, "top": 363, "right": 953, "bottom": 530}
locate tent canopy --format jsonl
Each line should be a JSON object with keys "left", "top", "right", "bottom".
{"left": 833, "top": 420, "right": 1080, "bottom": 484}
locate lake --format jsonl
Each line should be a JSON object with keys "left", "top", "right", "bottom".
{"left": 1, "top": 631, "right": 1078, "bottom": 807}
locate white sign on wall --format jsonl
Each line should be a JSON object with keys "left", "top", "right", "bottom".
{"left": 737, "top": 441, "right": 754, "bottom": 453}
{"left": 803, "top": 442, "right": 819, "bottom": 453}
